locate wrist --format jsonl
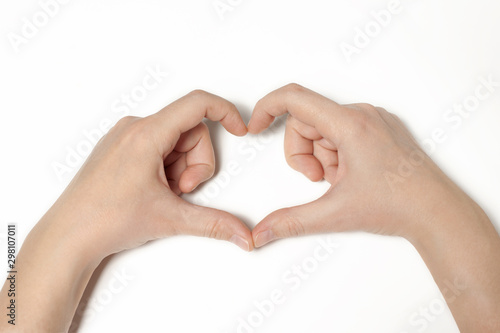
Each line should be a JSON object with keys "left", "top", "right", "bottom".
{"left": 405, "top": 183, "right": 493, "bottom": 251}
{"left": 35, "top": 207, "right": 105, "bottom": 272}
{"left": 404, "top": 191, "right": 500, "bottom": 331}
{"left": 4, "top": 214, "right": 101, "bottom": 331}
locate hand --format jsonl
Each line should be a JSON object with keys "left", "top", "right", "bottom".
{"left": 247, "top": 84, "right": 500, "bottom": 332}
{"left": 248, "top": 84, "right": 486, "bottom": 246}
{"left": 43, "top": 90, "right": 254, "bottom": 262}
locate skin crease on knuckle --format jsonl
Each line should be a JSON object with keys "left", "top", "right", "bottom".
{"left": 204, "top": 216, "right": 225, "bottom": 240}
{"left": 273, "top": 209, "right": 306, "bottom": 238}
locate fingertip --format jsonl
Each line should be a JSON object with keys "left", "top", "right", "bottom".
{"left": 168, "top": 179, "right": 183, "bottom": 196}
{"left": 233, "top": 122, "right": 248, "bottom": 137}
{"left": 178, "top": 165, "right": 213, "bottom": 193}
{"left": 179, "top": 179, "right": 197, "bottom": 193}
{"left": 246, "top": 119, "right": 261, "bottom": 134}
{"left": 247, "top": 126, "right": 262, "bottom": 135}
{"left": 229, "top": 234, "right": 252, "bottom": 252}
{"left": 288, "top": 155, "right": 324, "bottom": 182}
{"left": 304, "top": 168, "right": 324, "bottom": 182}
{"left": 211, "top": 209, "right": 254, "bottom": 252}
{"left": 247, "top": 236, "right": 255, "bottom": 251}
{"left": 253, "top": 229, "right": 277, "bottom": 248}
{"left": 223, "top": 111, "right": 248, "bottom": 137}
{"left": 324, "top": 165, "right": 338, "bottom": 184}
{"left": 247, "top": 107, "right": 276, "bottom": 134}
{"left": 228, "top": 220, "right": 254, "bottom": 251}
{"left": 252, "top": 205, "right": 310, "bottom": 247}
{"left": 251, "top": 218, "right": 278, "bottom": 248}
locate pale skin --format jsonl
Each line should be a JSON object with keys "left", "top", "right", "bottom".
{"left": 1, "top": 84, "right": 499, "bottom": 332}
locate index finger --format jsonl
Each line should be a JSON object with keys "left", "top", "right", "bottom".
{"left": 149, "top": 90, "right": 247, "bottom": 140}
{"left": 247, "top": 84, "right": 349, "bottom": 140}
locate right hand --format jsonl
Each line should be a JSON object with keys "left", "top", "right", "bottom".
{"left": 248, "top": 83, "right": 478, "bottom": 247}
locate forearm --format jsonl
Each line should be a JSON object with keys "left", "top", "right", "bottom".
{"left": 411, "top": 200, "right": 500, "bottom": 332}
{"left": 0, "top": 214, "right": 101, "bottom": 332}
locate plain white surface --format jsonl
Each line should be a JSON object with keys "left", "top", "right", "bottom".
{"left": 1, "top": 0, "right": 500, "bottom": 332}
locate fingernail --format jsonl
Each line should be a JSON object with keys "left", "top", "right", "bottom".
{"left": 254, "top": 230, "right": 275, "bottom": 248}
{"left": 229, "top": 235, "right": 250, "bottom": 252}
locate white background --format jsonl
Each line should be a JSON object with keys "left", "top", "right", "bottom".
{"left": 1, "top": 0, "right": 500, "bottom": 332}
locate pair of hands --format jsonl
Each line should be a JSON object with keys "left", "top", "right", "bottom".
{"left": 7, "top": 83, "right": 499, "bottom": 333}
{"left": 54, "top": 83, "right": 461, "bottom": 260}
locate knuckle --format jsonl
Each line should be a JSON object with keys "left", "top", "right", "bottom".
{"left": 389, "top": 112, "right": 402, "bottom": 123}
{"left": 115, "top": 115, "right": 139, "bottom": 128}
{"left": 346, "top": 103, "right": 380, "bottom": 137}
{"left": 374, "top": 106, "right": 394, "bottom": 120}
{"left": 110, "top": 116, "right": 141, "bottom": 137}
{"left": 284, "top": 82, "right": 304, "bottom": 91}
{"left": 348, "top": 112, "right": 371, "bottom": 135}
{"left": 204, "top": 217, "right": 224, "bottom": 240}
{"left": 187, "top": 89, "right": 209, "bottom": 99}
{"left": 354, "top": 102, "right": 377, "bottom": 112}
{"left": 389, "top": 111, "right": 399, "bottom": 118}
{"left": 275, "top": 209, "right": 305, "bottom": 238}
{"left": 283, "top": 83, "right": 305, "bottom": 96}
{"left": 119, "top": 118, "right": 154, "bottom": 148}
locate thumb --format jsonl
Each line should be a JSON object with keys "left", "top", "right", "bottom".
{"left": 252, "top": 190, "right": 345, "bottom": 248}
{"left": 166, "top": 197, "right": 254, "bottom": 252}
